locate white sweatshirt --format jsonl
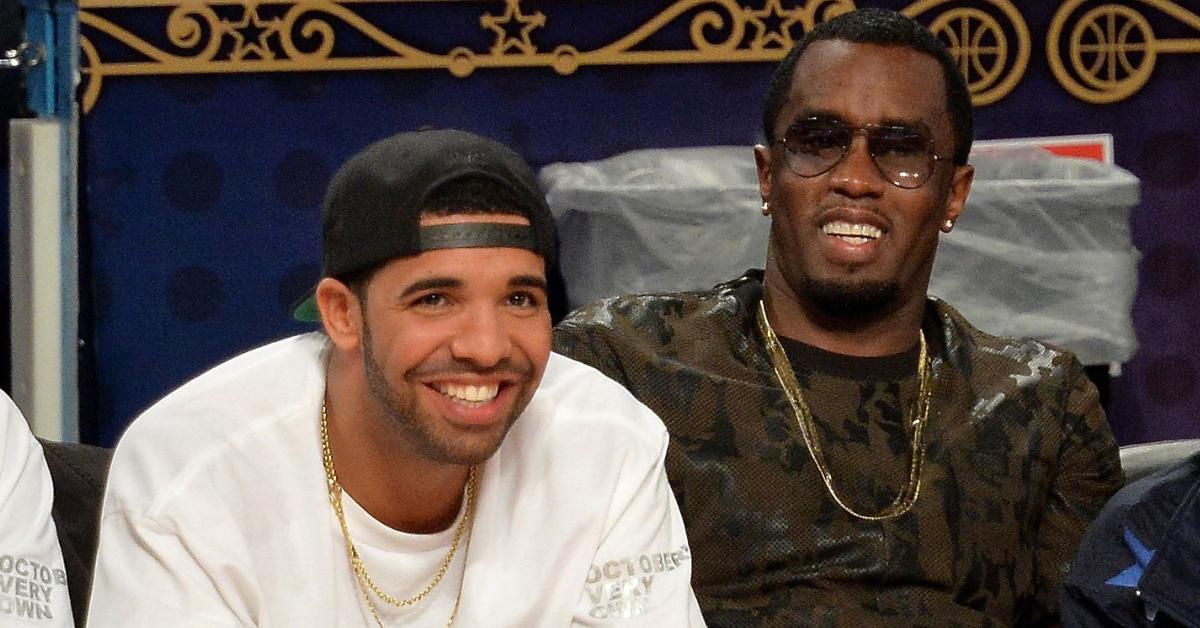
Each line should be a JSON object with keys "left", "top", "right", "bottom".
{"left": 88, "top": 333, "right": 704, "bottom": 627}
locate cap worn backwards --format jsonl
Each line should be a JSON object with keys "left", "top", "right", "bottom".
{"left": 292, "top": 129, "right": 556, "bottom": 322}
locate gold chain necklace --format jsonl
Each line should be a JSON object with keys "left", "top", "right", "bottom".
{"left": 756, "top": 301, "right": 933, "bottom": 521}
{"left": 321, "top": 403, "right": 476, "bottom": 627}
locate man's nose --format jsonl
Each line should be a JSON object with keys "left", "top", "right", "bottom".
{"left": 448, "top": 309, "right": 511, "bottom": 368}
{"left": 827, "top": 134, "right": 887, "bottom": 198}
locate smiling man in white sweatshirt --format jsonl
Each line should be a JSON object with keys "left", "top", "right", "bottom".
{"left": 87, "top": 129, "right": 704, "bottom": 627}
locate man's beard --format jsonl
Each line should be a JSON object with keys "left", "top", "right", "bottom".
{"left": 800, "top": 276, "right": 901, "bottom": 321}
{"left": 360, "top": 321, "right": 522, "bottom": 466}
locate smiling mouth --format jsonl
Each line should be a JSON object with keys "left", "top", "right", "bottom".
{"left": 435, "top": 382, "right": 500, "bottom": 408}
{"left": 822, "top": 220, "right": 883, "bottom": 245}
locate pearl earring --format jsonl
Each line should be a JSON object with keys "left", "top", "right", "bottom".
{"left": 943, "top": 219, "right": 955, "bottom": 231}
{"left": 761, "top": 200, "right": 770, "bottom": 216}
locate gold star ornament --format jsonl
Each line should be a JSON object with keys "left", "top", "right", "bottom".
{"left": 224, "top": 5, "right": 281, "bottom": 61}
{"left": 481, "top": 0, "right": 546, "bottom": 55}
{"left": 745, "top": 0, "right": 799, "bottom": 50}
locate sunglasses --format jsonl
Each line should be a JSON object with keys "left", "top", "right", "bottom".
{"left": 776, "top": 116, "right": 951, "bottom": 189}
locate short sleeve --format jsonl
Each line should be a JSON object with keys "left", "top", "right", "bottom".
{"left": 571, "top": 417, "right": 705, "bottom": 627}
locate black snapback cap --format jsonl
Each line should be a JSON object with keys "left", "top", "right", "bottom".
{"left": 292, "top": 129, "right": 556, "bottom": 322}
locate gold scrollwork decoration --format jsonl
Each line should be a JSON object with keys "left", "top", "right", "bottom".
{"left": 78, "top": 0, "right": 1025, "bottom": 113}
{"left": 1048, "top": 0, "right": 1200, "bottom": 104}
{"left": 902, "top": 0, "right": 1030, "bottom": 106}
{"left": 78, "top": 0, "right": 860, "bottom": 112}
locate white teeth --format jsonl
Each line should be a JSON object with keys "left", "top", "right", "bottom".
{"left": 438, "top": 383, "right": 499, "bottom": 405}
{"left": 822, "top": 221, "right": 882, "bottom": 240}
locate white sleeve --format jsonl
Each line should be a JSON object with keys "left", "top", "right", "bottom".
{"left": 572, "top": 419, "right": 706, "bottom": 627}
{"left": 86, "top": 439, "right": 255, "bottom": 628}
{"left": 0, "top": 394, "right": 74, "bottom": 627}
{"left": 86, "top": 507, "right": 249, "bottom": 627}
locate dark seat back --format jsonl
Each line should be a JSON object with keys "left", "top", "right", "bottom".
{"left": 37, "top": 439, "right": 113, "bottom": 628}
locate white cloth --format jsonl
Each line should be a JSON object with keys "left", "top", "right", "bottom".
{"left": 87, "top": 333, "right": 704, "bottom": 627}
{"left": 0, "top": 393, "right": 73, "bottom": 627}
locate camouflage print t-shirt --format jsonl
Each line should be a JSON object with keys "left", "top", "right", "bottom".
{"left": 553, "top": 271, "right": 1123, "bottom": 627}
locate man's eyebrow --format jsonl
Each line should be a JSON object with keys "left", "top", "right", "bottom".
{"left": 398, "top": 275, "right": 547, "bottom": 298}
{"left": 877, "top": 116, "right": 930, "bottom": 131}
{"left": 399, "top": 277, "right": 461, "bottom": 298}
{"left": 794, "top": 109, "right": 929, "bottom": 130}
{"left": 792, "top": 108, "right": 843, "bottom": 124}
{"left": 511, "top": 275, "right": 549, "bottom": 292}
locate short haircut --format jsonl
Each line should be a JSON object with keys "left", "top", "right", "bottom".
{"left": 762, "top": 7, "right": 974, "bottom": 164}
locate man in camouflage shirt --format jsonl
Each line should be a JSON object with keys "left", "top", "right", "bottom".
{"left": 554, "top": 8, "right": 1122, "bottom": 627}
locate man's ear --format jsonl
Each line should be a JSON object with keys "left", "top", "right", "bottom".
{"left": 754, "top": 144, "right": 774, "bottom": 215}
{"left": 316, "top": 277, "right": 364, "bottom": 351}
{"left": 943, "top": 163, "right": 974, "bottom": 227}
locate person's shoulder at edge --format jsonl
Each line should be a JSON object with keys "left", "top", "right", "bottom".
{"left": 1, "top": 390, "right": 40, "bottom": 466}
{"left": 1081, "top": 449, "right": 1198, "bottom": 529}
{"left": 0, "top": 391, "right": 59, "bottom": 501}
{"left": 1061, "top": 451, "right": 1200, "bottom": 627}
{"left": 0, "top": 392, "right": 76, "bottom": 627}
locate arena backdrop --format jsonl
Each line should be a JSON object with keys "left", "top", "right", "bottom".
{"left": 76, "top": 0, "right": 1200, "bottom": 446}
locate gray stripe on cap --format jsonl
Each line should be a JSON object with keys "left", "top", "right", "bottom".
{"left": 417, "top": 223, "right": 539, "bottom": 252}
